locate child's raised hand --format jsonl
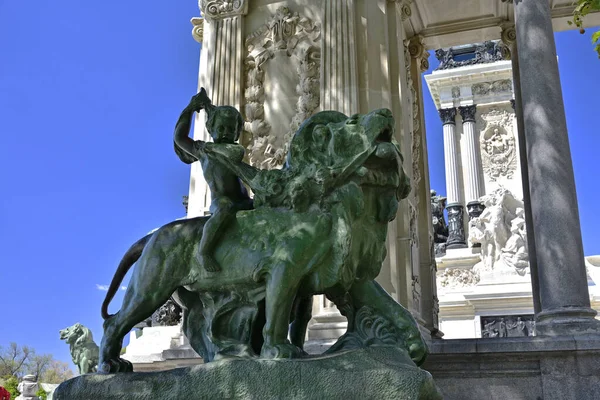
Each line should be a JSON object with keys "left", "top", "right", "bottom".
{"left": 189, "top": 88, "right": 211, "bottom": 112}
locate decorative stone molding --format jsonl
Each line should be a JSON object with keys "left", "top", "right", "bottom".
{"left": 403, "top": 39, "right": 422, "bottom": 186}
{"left": 199, "top": 0, "right": 248, "bottom": 20}
{"left": 408, "top": 35, "right": 430, "bottom": 72}
{"left": 243, "top": 7, "right": 321, "bottom": 169}
{"left": 472, "top": 80, "right": 512, "bottom": 96}
{"left": 190, "top": 17, "right": 204, "bottom": 43}
{"left": 501, "top": 24, "right": 517, "bottom": 46}
{"left": 412, "top": 275, "right": 421, "bottom": 312}
{"left": 478, "top": 108, "right": 516, "bottom": 181}
{"left": 438, "top": 108, "right": 457, "bottom": 125}
{"left": 438, "top": 268, "right": 480, "bottom": 288}
{"left": 409, "top": 202, "right": 419, "bottom": 247}
{"left": 435, "top": 41, "right": 505, "bottom": 71}
{"left": 458, "top": 105, "right": 477, "bottom": 123}
{"left": 388, "top": 0, "right": 413, "bottom": 21}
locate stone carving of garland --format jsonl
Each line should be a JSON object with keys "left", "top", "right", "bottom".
{"left": 243, "top": 6, "right": 321, "bottom": 169}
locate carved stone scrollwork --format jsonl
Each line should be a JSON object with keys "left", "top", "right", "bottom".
{"left": 191, "top": 17, "right": 204, "bottom": 43}
{"left": 478, "top": 108, "right": 516, "bottom": 181}
{"left": 243, "top": 6, "right": 321, "bottom": 169}
{"left": 388, "top": 0, "right": 413, "bottom": 21}
{"left": 199, "top": 0, "right": 248, "bottom": 20}
{"left": 408, "top": 35, "right": 430, "bottom": 72}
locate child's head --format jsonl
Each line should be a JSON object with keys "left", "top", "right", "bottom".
{"left": 206, "top": 106, "right": 244, "bottom": 144}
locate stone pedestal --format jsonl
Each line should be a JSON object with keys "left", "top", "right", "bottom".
{"left": 424, "top": 335, "right": 600, "bottom": 400}
{"left": 55, "top": 347, "right": 442, "bottom": 400}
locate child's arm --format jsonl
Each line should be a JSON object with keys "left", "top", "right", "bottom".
{"left": 173, "top": 89, "right": 211, "bottom": 164}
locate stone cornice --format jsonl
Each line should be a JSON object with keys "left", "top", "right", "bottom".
{"left": 438, "top": 108, "right": 457, "bottom": 125}
{"left": 199, "top": 0, "right": 248, "bottom": 20}
{"left": 459, "top": 105, "right": 477, "bottom": 123}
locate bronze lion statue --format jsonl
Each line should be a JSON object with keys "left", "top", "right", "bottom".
{"left": 98, "top": 108, "right": 427, "bottom": 373}
{"left": 60, "top": 323, "right": 99, "bottom": 374}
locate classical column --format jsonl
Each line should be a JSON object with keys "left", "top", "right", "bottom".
{"left": 321, "top": 0, "right": 359, "bottom": 115}
{"left": 513, "top": 0, "right": 598, "bottom": 335}
{"left": 458, "top": 105, "right": 484, "bottom": 220}
{"left": 187, "top": 1, "right": 248, "bottom": 217}
{"left": 439, "top": 108, "right": 466, "bottom": 249}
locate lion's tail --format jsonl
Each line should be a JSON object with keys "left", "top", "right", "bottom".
{"left": 101, "top": 233, "right": 153, "bottom": 320}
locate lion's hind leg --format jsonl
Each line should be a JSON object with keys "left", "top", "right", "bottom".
{"left": 99, "top": 259, "right": 186, "bottom": 373}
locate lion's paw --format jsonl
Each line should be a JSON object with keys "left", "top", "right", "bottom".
{"left": 98, "top": 358, "right": 134, "bottom": 374}
{"left": 260, "top": 343, "right": 305, "bottom": 359}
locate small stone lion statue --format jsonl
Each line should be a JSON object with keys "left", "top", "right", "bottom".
{"left": 59, "top": 323, "right": 99, "bottom": 374}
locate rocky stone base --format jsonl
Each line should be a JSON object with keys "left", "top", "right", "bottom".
{"left": 54, "top": 347, "right": 441, "bottom": 400}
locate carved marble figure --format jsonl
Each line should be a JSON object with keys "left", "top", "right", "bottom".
{"left": 60, "top": 323, "right": 99, "bottom": 374}
{"left": 469, "top": 188, "right": 529, "bottom": 275}
{"left": 97, "top": 94, "right": 426, "bottom": 374}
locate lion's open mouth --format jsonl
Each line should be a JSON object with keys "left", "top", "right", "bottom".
{"left": 377, "top": 125, "right": 393, "bottom": 143}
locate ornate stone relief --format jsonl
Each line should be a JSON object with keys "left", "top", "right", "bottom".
{"left": 438, "top": 268, "right": 480, "bottom": 288}
{"left": 404, "top": 35, "right": 429, "bottom": 188}
{"left": 469, "top": 188, "right": 529, "bottom": 276}
{"left": 478, "top": 108, "right": 516, "bottom": 181}
{"left": 481, "top": 315, "right": 535, "bottom": 338}
{"left": 243, "top": 6, "right": 321, "bottom": 169}
{"left": 409, "top": 202, "right": 419, "bottom": 247}
{"left": 472, "top": 79, "right": 512, "bottom": 96}
{"left": 199, "top": 0, "right": 248, "bottom": 20}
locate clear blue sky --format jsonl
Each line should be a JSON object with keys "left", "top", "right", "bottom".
{"left": 0, "top": 2, "right": 598, "bottom": 369}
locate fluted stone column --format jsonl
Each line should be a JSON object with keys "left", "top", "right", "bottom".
{"left": 513, "top": 0, "right": 599, "bottom": 335}
{"left": 439, "top": 108, "right": 466, "bottom": 249}
{"left": 458, "top": 105, "right": 484, "bottom": 220}
{"left": 187, "top": 1, "right": 248, "bottom": 217}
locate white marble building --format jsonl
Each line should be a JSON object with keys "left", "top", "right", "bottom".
{"left": 425, "top": 44, "right": 600, "bottom": 339}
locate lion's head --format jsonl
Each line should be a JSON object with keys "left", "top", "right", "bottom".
{"left": 60, "top": 323, "right": 93, "bottom": 345}
{"left": 251, "top": 109, "right": 410, "bottom": 219}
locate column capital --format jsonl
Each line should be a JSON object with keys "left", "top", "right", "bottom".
{"left": 191, "top": 17, "right": 204, "bottom": 43}
{"left": 199, "top": 0, "right": 248, "bottom": 20}
{"left": 407, "top": 35, "right": 430, "bottom": 72}
{"left": 438, "top": 108, "right": 457, "bottom": 125}
{"left": 458, "top": 105, "right": 477, "bottom": 123}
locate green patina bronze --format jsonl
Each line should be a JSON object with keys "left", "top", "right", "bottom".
{"left": 97, "top": 90, "right": 427, "bottom": 374}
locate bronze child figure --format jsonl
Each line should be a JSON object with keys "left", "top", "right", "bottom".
{"left": 173, "top": 88, "right": 252, "bottom": 272}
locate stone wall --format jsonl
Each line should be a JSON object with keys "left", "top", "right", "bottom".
{"left": 424, "top": 335, "right": 600, "bottom": 400}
